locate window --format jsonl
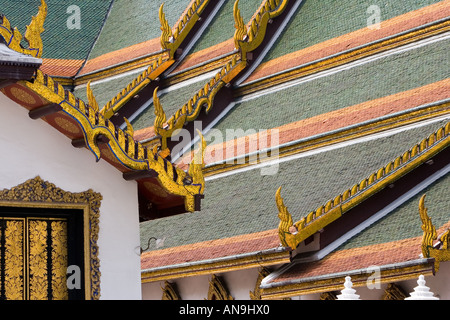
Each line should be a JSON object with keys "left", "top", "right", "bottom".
{"left": 0, "top": 176, "right": 101, "bottom": 300}
{"left": 0, "top": 207, "right": 84, "bottom": 300}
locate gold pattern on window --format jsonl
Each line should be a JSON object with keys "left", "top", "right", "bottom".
{"left": 0, "top": 176, "right": 102, "bottom": 300}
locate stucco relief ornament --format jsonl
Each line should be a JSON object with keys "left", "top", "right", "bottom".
{"left": 405, "top": 275, "right": 439, "bottom": 300}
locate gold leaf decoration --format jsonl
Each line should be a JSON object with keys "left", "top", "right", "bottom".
{"left": 419, "top": 194, "right": 437, "bottom": 258}
{"left": 86, "top": 81, "right": 99, "bottom": 112}
{"left": 24, "top": 0, "right": 47, "bottom": 58}
{"left": 233, "top": 0, "right": 247, "bottom": 49}
{"left": 159, "top": 3, "right": 173, "bottom": 49}
{"left": 276, "top": 186, "right": 294, "bottom": 247}
{"left": 124, "top": 117, "right": 134, "bottom": 137}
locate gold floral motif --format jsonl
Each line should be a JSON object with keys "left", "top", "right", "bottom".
{"left": 51, "top": 220, "right": 68, "bottom": 300}
{"left": 28, "top": 219, "right": 48, "bottom": 300}
{"left": 4, "top": 219, "right": 25, "bottom": 300}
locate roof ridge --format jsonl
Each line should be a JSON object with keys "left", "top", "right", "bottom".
{"left": 277, "top": 121, "right": 450, "bottom": 249}
{"left": 74, "top": 0, "right": 115, "bottom": 78}
{"left": 98, "top": 0, "right": 213, "bottom": 121}
{"left": 0, "top": 3, "right": 207, "bottom": 212}
{"left": 153, "top": 0, "right": 292, "bottom": 157}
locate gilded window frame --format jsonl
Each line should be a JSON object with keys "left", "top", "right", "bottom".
{"left": 0, "top": 176, "right": 102, "bottom": 300}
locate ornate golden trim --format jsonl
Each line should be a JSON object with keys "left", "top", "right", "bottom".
{"left": 276, "top": 122, "right": 450, "bottom": 250}
{"left": 381, "top": 283, "right": 407, "bottom": 300}
{"left": 101, "top": 0, "right": 212, "bottom": 119}
{"left": 161, "top": 281, "right": 181, "bottom": 300}
{"left": 0, "top": 6, "right": 206, "bottom": 211}
{"left": 234, "top": 0, "right": 288, "bottom": 61}
{"left": 141, "top": 248, "right": 289, "bottom": 283}
{"left": 0, "top": 176, "right": 102, "bottom": 300}
{"left": 203, "top": 100, "right": 450, "bottom": 177}
{"left": 19, "top": 70, "right": 205, "bottom": 212}
{"left": 250, "top": 267, "right": 270, "bottom": 300}
{"left": 418, "top": 194, "right": 450, "bottom": 272}
{"left": 206, "top": 274, "right": 233, "bottom": 300}
{"left": 160, "top": 0, "right": 211, "bottom": 56}
{"left": 154, "top": 54, "right": 245, "bottom": 152}
{"left": 152, "top": 0, "right": 291, "bottom": 154}
{"left": 0, "top": 0, "right": 47, "bottom": 58}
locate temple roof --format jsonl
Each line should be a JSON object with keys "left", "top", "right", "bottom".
{"left": 141, "top": 119, "right": 450, "bottom": 280}
{"left": 1, "top": 0, "right": 448, "bottom": 290}
{"left": 0, "top": 0, "right": 113, "bottom": 77}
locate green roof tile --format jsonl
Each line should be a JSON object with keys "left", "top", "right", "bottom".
{"left": 87, "top": 0, "right": 191, "bottom": 59}
{"left": 0, "top": 0, "right": 113, "bottom": 60}
{"left": 213, "top": 37, "right": 449, "bottom": 139}
{"left": 189, "top": 0, "right": 262, "bottom": 54}
{"left": 338, "top": 172, "right": 450, "bottom": 250}
{"left": 140, "top": 119, "right": 448, "bottom": 250}
{"left": 72, "top": 69, "right": 144, "bottom": 109}
{"left": 264, "top": 0, "right": 443, "bottom": 62}
{"left": 131, "top": 78, "right": 211, "bottom": 131}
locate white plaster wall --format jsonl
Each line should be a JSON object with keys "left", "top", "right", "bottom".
{"left": 0, "top": 93, "right": 142, "bottom": 299}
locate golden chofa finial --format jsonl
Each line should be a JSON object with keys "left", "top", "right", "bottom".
{"left": 419, "top": 194, "right": 437, "bottom": 259}
{"left": 276, "top": 186, "right": 295, "bottom": 248}
{"left": 153, "top": 87, "right": 167, "bottom": 131}
{"left": 86, "top": 81, "right": 100, "bottom": 112}
{"left": 24, "top": 0, "right": 47, "bottom": 58}
{"left": 188, "top": 129, "right": 207, "bottom": 193}
{"left": 233, "top": 0, "right": 247, "bottom": 50}
{"left": 159, "top": 3, "right": 173, "bottom": 50}
{"left": 123, "top": 117, "right": 134, "bottom": 137}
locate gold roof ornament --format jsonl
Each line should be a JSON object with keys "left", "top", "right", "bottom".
{"left": 24, "top": 0, "right": 47, "bottom": 58}
{"left": 233, "top": 0, "right": 248, "bottom": 50}
{"left": 233, "top": 0, "right": 288, "bottom": 61}
{"left": 0, "top": 4, "right": 209, "bottom": 213}
{"left": 275, "top": 186, "right": 295, "bottom": 248}
{"left": 0, "top": 0, "right": 47, "bottom": 58}
{"left": 159, "top": 3, "right": 173, "bottom": 50}
{"left": 418, "top": 194, "right": 450, "bottom": 272}
{"left": 86, "top": 81, "right": 100, "bottom": 112}
{"left": 188, "top": 130, "right": 207, "bottom": 195}
{"left": 419, "top": 194, "right": 437, "bottom": 259}
{"left": 123, "top": 117, "right": 134, "bottom": 137}
{"left": 275, "top": 122, "right": 450, "bottom": 251}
